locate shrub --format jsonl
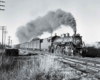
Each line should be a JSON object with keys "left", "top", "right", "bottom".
{"left": 84, "top": 47, "right": 100, "bottom": 57}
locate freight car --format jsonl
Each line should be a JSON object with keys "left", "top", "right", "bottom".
{"left": 15, "top": 33, "right": 86, "bottom": 57}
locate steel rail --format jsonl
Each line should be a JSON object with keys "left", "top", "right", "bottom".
{"left": 55, "top": 56, "right": 100, "bottom": 74}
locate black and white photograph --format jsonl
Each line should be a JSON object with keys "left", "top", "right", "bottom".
{"left": 0, "top": 0, "right": 100, "bottom": 80}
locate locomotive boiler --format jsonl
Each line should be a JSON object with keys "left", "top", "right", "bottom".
{"left": 49, "top": 33, "right": 86, "bottom": 57}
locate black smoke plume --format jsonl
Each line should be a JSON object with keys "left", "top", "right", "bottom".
{"left": 16, "top": 9, "right": 76, "bottom": 43}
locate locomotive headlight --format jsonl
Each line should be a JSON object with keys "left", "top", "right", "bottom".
{"left": 76, "top": 40, "right": 80, "bottom": 44}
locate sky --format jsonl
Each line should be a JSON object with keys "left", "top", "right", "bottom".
{"left": 0, "top": 0, "right": 100, "bottom": 45}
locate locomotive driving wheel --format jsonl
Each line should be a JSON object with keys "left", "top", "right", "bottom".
{"left": 56, "top": 45, "right": 65, "bottom": 55}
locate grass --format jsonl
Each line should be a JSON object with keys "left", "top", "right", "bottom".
{"left": 0, "top": 51, "right": 99, "bottom": 80}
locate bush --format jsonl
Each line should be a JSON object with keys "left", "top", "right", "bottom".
{"left": 83, "top": 47, "right": 100, "bottom": 57}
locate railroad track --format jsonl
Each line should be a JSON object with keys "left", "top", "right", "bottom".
{"left": 54, "top": 55, "right": 100, "bottom": 78}
{"left": 62, "top": 55, "right": 100, "bottom": 67}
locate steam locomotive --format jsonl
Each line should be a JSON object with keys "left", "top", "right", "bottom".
{"left": 14, "top": 33, "right": 86, "bottom": 57}
{"left": 49, "top": 33, "right": 86, "bottom": 57}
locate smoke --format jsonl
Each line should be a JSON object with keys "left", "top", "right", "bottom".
{"left": 16, "top": 9, "right": 76, "bottom": 43}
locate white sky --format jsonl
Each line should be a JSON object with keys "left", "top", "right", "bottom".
{"left": 0, "top": 0, "right": 100, "bottom": 45}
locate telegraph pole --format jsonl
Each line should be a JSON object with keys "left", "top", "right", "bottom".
{"left": 8, "top": 36, "right": 10, "bottom": 46}
{"left": 10, "top": 40, "right": 12, "bottom": 47}
{"left": 2, "top": 26, "right": 5, "bottom": 49}
{"left": 0, "top": 0, "right": 5, "bottom": 11}
{"left": 0, "top": 26, "right": 6, "bottom": 68}
{"left": 0, "top": 0, "right": 5, "bottom": 67}
{"left": 0, "top": 26, "right": 6, "bottom": 49}
{"left": 2, "top": 26, "right": 4, "bottom": 49}
{"left": 4, "top": 30, "right": 7, "bottom": 48}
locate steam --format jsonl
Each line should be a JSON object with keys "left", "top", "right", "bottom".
{"left": 16, "top": 9, "right": 76, "bottom": 43}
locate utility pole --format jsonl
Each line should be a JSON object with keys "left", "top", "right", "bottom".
{"left": 0, "top": 26, "right": 6, "bottom": 49}
{"left": 2, "top": 26, "right": 4, "bottom": 49}
{"left": 0, "top": 0, "right": 5, "bottom": 11}
{"left": 10, "top": 40, "right": 12, "bottom": 47}
{"left": 8, "top": 36, "right": 10, "bottom": 46}
{"left": 0, "top": 26, "right": 6, "bottom": 67}
{"left": 4, "top": 30, "right": 7, "bottom": 48}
